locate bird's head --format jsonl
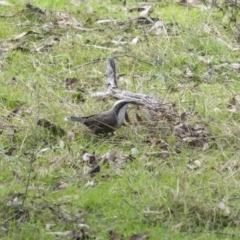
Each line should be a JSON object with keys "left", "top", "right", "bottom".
{"left": 112, "top": 99, "right": 138, "bottom": 127}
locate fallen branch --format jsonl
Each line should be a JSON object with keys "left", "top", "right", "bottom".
{"left": 92, "top": 57, "right": 177, "bottom": 120}
{"left": 92, "top": 57, "right": 159, "bottom": 104}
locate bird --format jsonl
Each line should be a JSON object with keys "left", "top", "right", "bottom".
{"left": 64, "top": 99, "right": 137, "bottom": 134}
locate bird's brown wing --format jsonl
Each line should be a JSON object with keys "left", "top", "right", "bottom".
{"left": 67, "top": 111, "right": 118, "bottom": 134}
{"left": 83, "top": 112, "right": 118, "bottom": 134}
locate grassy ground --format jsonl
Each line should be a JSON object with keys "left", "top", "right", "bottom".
{"left": 1, "top": 0, "right": 240, "bottom": 239}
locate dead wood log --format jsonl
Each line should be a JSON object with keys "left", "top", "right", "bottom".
{"left": 92, "top": 57, "right": 177, "bottom": 121}
{"left": 92, "top": 57, "right": 160, "bottom": 106}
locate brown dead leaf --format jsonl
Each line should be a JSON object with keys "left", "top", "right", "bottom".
{"left": 129, "top": 7, "right": 146, "bottom": 12}
{"left": 65, "top": 77, "right": 79, "bottom": 88}
{"left": 7, "top": 103, "right": 24, "bottom": 118}
{"left": 7, "top": 77, "right": 18, "bottom": 85}
{"left": 136, "top": 17, "right": 154, "bottom": 25}
{"left": 129, "top": 232, "right": 149, "bottom": 240}
{"left": 88, "top": 164, "right": 100, "bottom": 175}
{"left": 26, "top": 3, "right": 45, "bottom": 15}
{"left": 61, "top": 228, "right": 91, "bottom": 239}
{"left": 4, "top": 147, "right": 17, "bottom": 156}
{"left": 108, "top": 230, "right": 124, "bottom": 240}
{"left": 82, "top": 153, "right": 97, "bottom": 165}
{"left": 228, "top": 96, "right": 237, "bottom": 112}
{"left": 55, "top": 12, "right": 82, "bottom": 28}
{"left": 160, "top": 151, "right": 170, "bottom": 159}
{"left": 180, "top": 112, "right": 187, "bottom": 122}
{"left": 68, "top": 228, "right": 90, "bottom": 239}
{"left": 37, "top": 118, "right": 66, "bottom": 136}
{"left": 174, "top": 122, "right": 209, "bottom": 147}
{"left": 14, "top": 209, "right": 29, "bottom": 223}
{"left": 100, "top": 151, "right": 134, "bottom": 171}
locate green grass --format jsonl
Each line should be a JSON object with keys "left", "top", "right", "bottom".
{"left": 1, "top": 0, "right": 240, "bottom": 239}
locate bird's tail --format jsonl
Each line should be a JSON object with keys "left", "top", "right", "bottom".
{"left": 64, "top": 116, "right": 84, "bottom": 123}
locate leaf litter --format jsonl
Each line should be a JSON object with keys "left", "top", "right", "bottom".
{"left": 37, "top": 118, "right": 66, "bottom": 137}
{"left": 108, "top": 230, "right": 149, "bottom": 240}
{"left": 127, "top": 100, "right": 210, "bottom": 149}
{"left": 81, "top": 151, "right": 135, "bottom": 176}
{"left": 0, "top": 3, "right": 83, "bottom": 55}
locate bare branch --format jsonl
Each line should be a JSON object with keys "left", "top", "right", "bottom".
{"left": 106, "top": 57, "right": 117, "bottom": 91}
{"left": 93, "top": 57, "right": 160, "bottom": 107}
